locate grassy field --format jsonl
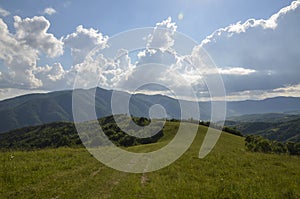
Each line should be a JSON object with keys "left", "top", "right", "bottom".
{"left": 1, "top": 122, "right": 300, "bottom": 198}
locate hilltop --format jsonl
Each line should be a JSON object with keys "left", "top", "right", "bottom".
{"left": 1, "top": 119, "right": 299, "bottom": 198}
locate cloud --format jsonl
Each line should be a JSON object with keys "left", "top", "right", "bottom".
{"left": 200, "top": 1, "right": 300, "bottom": 95}
{"left": 147, "top": 17, "right": 177, "bottom": 52}
{"left": 0, "top": 18, "right": 41, "bottom": 88}
{"left": 105, "top": 18, "right": 222, "bottom": 100}
{"left": 68, "top": 18, "right": 192, "bottom": 97}
{"left": 190, "top": 83, "right": 300, "bottom": 102}
{"left": 64, "top": 25, "right": 108, "bottom": 65}
{"left": 14, "top": 16, "right": 63, "bottom": 58}
{"left": 136, "top": 17, "right": 179, "bottom": 68}
{"left": 0, "top": 7, "right": 10, "bottom": 17}
{"left": 71, "top": 47, "right": 135, "bottom": 90}
{"left": 43, "top": 7, "right": 57, "bottom": 15}
{"left": 0, "top": 15, "right": 243, "bottom": 100}
{"left": 0, "top": 22, "right": 110, "bottom": 94}
{"left": 34, "top": 63, "right": 67, "bottom": 89}
{"left": 224, "top": 83, "right": 300, "bottom": 101}
{"left": 218, "top": 67, "right": 256, "bottom": 75}
{"left": 201, "top": 1, "right": 300, "bottom": 45}
{"left": 1, "top": 16, "right": 183, "bottom": 99}
{"left": 0, "top": 16, "right": 64, "bottom": 89}
{"left": 272, "top": 83, "right": 300, "bottom": 97}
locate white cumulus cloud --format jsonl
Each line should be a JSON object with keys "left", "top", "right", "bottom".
{"left": 34, "top": 63, "right": 66, "bottom": 89}
{"left": 14, "top": 16, "right": 63, "bottom": 58}
{"left": 64, "top": 25, "right": 108, "bottom": 65}
{"left": 0, "top": 18, "right": 41, "bottom": 88}
{"left": 147, "top": 17, "right": 177, "bottom": 52}
{"left": 0, "top": 16, "right": 64, "bottom": 89}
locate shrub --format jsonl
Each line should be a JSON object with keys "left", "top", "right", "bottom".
{"left": 245, "top": 135, "right": 300, "bottom": 156}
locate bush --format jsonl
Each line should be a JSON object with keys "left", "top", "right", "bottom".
{"left": 245, "top": 135, "right": 300, "bottom": 156}
{"left": 223, "top": 126, "right": 243, "bottom": 137}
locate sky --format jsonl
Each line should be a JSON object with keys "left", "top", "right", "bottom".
{"left": 0, "top": 0, "right": 299, "bottom": 101}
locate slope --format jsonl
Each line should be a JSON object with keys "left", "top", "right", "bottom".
{"left": 1, "top": 122, "right": 299, "bottom": 198}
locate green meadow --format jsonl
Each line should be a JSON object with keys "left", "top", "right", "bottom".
{"left": 1, "top": 122, "right": 300, "bottom": 199}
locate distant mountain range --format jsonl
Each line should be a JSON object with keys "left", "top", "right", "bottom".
{"left": 225, "top": 113, "right": 300, "bottom": 142}
{"left": 0, "top": 87, "right": 300, "bottom": 134}
{"left": 227, "top": 97, "right": 300, "bottom": 116}
{"left": 226, "top": 113, "right": 300, "bottom": 123}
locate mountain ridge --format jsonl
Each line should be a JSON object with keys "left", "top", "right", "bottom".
{"left": 1, "top": 87, "right": 300, "bottom": 133}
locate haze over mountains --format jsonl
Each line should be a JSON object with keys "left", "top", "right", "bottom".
{"left": 0, "top": 87, "right": 300, "bottom": 134}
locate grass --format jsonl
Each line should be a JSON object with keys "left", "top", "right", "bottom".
{"left": 1, "top": 122, "right": 300, "bottom": 198}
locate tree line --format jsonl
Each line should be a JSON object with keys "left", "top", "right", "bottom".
{"left": 245, "top": 135, "right": 300, "bottom": 156}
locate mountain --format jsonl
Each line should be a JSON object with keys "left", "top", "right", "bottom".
{"left": 225, "top": 113, "right": 300, "bottom": 142}
{"left": 0, "top": 87, "right": 300, "bottom": 133}
{"left": 226, "top": 97, "right": 300, "bottom": 116}
{"left": 0, "top": 87, "right": 204, "bottom": 133}
{"left": 226, "top": 113, "right": 300, "bottom": 123}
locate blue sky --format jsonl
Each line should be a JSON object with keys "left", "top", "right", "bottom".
{"left": 0, "top": 0, "right": 293, "bottom": 39}
{"left": 0, "top": 0, "right": 299, "bottom": 101}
